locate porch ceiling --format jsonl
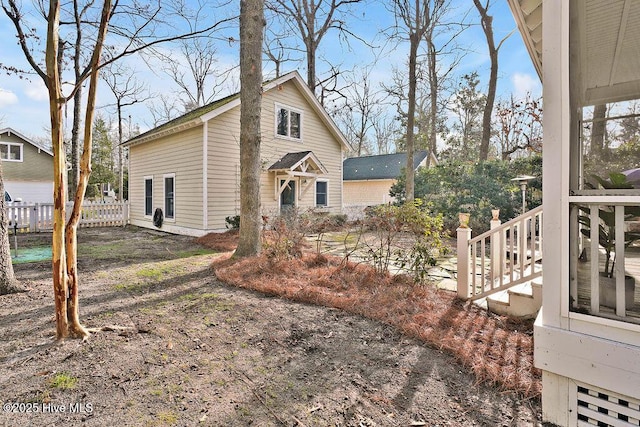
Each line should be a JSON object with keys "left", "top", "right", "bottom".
{"left": 509, "top": 0, "right": 640, "bottom": 105}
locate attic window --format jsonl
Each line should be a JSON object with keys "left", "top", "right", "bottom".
{"left": 0, "top": 142, "right": 23, "bottom": 162}
{"left": 276, "top": 104, "right": 302, "bottom": 140}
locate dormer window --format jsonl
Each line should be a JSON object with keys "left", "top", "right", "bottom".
{"left": 0, "top": 142, "right": 23, "bottom": 162}
{"left": 275, "top": 104, "right": 302, "bottom": 140}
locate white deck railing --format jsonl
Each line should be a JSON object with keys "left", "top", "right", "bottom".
{"left": 6, "top": 201, "right": 129, "bottom": 232}
{"left": 571, "top": 201, "right": 640, "bottom": 322}
{"left": 457, "top": 205, "right": 543, "bottom": 301}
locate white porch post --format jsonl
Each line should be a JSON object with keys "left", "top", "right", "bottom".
{"left": 490, "top": 209, "right": 501, "bottom": 281}
{"left": 457, "top": 213, "right": 471, "bottom": 299}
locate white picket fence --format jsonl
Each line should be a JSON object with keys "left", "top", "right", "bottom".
{"left": 6, "top": 202, "right": 130, "bottom": 232}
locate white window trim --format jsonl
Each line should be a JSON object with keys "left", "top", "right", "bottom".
{"left": 315, "top": 179, "right": 329, "bottom": 207}
{"left": 274, "top": 103, "right": 303, "bottom": 142}
{"left": 163, "top": 173, "right": 176, "bottom": 222}
{"left": 0, "top": 142, "right": 24, "bottom": 162}
{"left": 143, "top": 176, "right": 153, "bottom": 217}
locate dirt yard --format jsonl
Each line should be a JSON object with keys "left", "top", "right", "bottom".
{"left": 0, "top": 226, "right": 543, "bottom": 426}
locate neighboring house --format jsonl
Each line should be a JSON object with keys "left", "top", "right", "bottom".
{"left": 342, "top": 151, "right": 437, "bottom": 218}
{"left": 123, "top": 71, "right": 348, "bottom": 236}
{"left": 0, "top": 128, "right": 53, "bottom": 203}
{"left": 509, "top": 1, "right": 640, "bottom": 425}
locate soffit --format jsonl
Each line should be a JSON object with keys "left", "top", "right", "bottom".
{"left": 509, "top": 0, "right": 640, "bottom": 105}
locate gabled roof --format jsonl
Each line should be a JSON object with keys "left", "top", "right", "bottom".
{"left": 343, "top": 151, "right": 429, "bottom": 181}
{"left": 123, "top": 71, "right": 350, "bottom": 150}
{"left": 0, "top": 127, "right": 53, "bottom": 156}
{"left": 268, "top": 151, "right": 327, "bottom": 174}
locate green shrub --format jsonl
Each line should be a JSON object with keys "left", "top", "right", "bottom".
{"left": 390, "top": 157, "right": 542, "bottom": 235}
{"left": 361, "top": 200, "right": 448, "bottom": 282}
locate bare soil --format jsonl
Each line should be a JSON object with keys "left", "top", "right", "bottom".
{"left": 1, "top": 226, "right": 543, "bottom": 426}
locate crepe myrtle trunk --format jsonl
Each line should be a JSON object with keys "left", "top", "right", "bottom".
{"left": 235, "top": 0, "right": 265, "bottom": 257}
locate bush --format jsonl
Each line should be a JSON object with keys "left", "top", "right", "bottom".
{"left": 360, "top": 200, "right": 448, "bottom": 282}
{"left": 262, "top": 210, "right": 307, "bottom": 260}
{"left": 390, "top": 157, "right": 542, "bottom": 235}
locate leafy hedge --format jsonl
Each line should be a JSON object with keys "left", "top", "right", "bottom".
{"left": 390, "top": 157, "right": 542, "bottom": 234}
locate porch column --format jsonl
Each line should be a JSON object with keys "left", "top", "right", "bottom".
{"left": 490, "top": 209, "right": 502, "bottom": 281}
{"left": 457, "top": 212, "right": 472, "bottom": 299}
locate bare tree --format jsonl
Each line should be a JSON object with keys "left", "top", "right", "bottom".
{"left": 101, "top": 62, "right": 150, "bottom": 201}
{"left": 423, "top": 1, "right": 464, "bottom": 163}
{"left": 264, "top": 25, "right": 294, "bottom": 78}
{"left": 148, "top": 38, "right": 231, "bottom": 112}
{"left": 372, "top": 115, "right": 399, "bottom": 154}
{"left": 267, "top": 0, "right": 363, "bottom": 95}
{"left": 472, "top": 0, "right": 512, "bottom": 161}
{"left": 334, "top": 67, "right": 385, "bottom": 156}
{"left": 391, "top": 0, "right": 442, "bottom": 201}
{"left": 2, "top": 0, "right": 234, "bottom": 340}
{"left": 493, "top": 93, "right": 542, "bottom": 160}
{"left": 235, "top": 0, "right": 264, "bottom": 257}
{"left": 147, "top": 94, "right": 184, "bottom": 126}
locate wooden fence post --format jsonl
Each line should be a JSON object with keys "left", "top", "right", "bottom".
{"left": 457, "top": 213, "right": 472, "bottom": 299}
{"left": 31, "top": 204, "right": 38, "bottom": 232}
{"left": 122, "top": 202, "right": 128, "bottom": 227}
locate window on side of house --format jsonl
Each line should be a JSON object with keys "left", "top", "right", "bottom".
{"left": 0, "top": 142, "right": 23, "bottom": 162}
{"left": 316, "top": 180, "right": 328, "bottom": 207}
{"left": 164, "top": 174, "right": 175, "bottom": 220}
{"left": 144, "top": 177, "right": 153, "bottom": 216}
{"left": 275, "top": 104, "right": 302, "bottom": 140}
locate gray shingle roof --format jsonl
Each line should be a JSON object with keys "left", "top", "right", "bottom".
{"left": 268, "top": 151, "right": 313, "bottom": 170}
{"left": 343, "top": 151, "right": 428, "bottom": 181}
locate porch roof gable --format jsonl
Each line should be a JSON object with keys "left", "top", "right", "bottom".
{"left": 268, "top": 151, "right": 328, "bottom": 175}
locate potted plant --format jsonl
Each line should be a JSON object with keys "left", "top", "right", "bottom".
{"left": 578, "top": 172, "right": 640, "bottom": 308}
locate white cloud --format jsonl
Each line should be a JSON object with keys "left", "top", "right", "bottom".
{"left": 511, "top": 73, "right": 541, "bottom": 99}
{"left": 24, "top": 79, "right": 48, "bottom": 101}
{"left": 0, "top": 88, "right": 18, "bottom": 108}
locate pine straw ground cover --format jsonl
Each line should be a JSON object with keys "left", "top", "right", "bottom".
{"left": 197, "top": 231, "right": 541, "bottom": 399}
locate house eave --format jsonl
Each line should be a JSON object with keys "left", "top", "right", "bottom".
{"left": 0, "top": 127, "right": 53, "bottom": 156}
{"left": 507, "top": 0, "right": 543, "bottom": 81}
{"left": 122, "top": 119, "right": 203, "bottom": 147}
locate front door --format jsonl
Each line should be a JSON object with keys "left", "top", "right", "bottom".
{"left": 280, "top": 180, "right": 296, "bottom": 211}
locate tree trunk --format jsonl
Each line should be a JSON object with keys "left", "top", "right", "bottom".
{"left": 0, "top": 160, "right": 22, "bottom": 295}
{"left": 235, "top": 0, "right": 264, "bottom": 258}
{"left": 46, "top": 0, "right": 70, "bottom": 339}
{"left": 591, "top": 104, "right": 607, "bottom": 157}
{"left": 427, "top": 39, "right": 438, "bottom": 165}
{"left": 474, "top": 0, "right": 497, "bottom": 162}
{"left": 64, "top": 0, "right": 112, "bottom": 340}
{"left": 405, "top": 30, "right": 419, "bottom": 202}
{"left": 71, "top": 87, "right": 82, "bottom": 197}
{"left": 306, "top": 39, "right": 316, "bottom": 94}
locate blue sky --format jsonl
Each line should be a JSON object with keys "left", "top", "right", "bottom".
{"left": 0, "top": 0, "right": 540, "bottom": 143}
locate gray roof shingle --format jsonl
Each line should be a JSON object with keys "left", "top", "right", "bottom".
{"left": 343, "top": 151, "right": 428, "bottom": 181}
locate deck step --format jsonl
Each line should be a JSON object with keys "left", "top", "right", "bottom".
{"left": 485, "top": 278, "right": 542, "bottom": 319}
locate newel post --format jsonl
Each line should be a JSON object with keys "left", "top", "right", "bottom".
{"left": 490, "top": 209, "right": 502, "bottom": 280}
{"left": 457, "top": 212, "right": 472, "bottom": 299}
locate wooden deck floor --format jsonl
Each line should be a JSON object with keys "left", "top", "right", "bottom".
{"left": 574, "top": 248, "right": 640, "bottom": 324}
